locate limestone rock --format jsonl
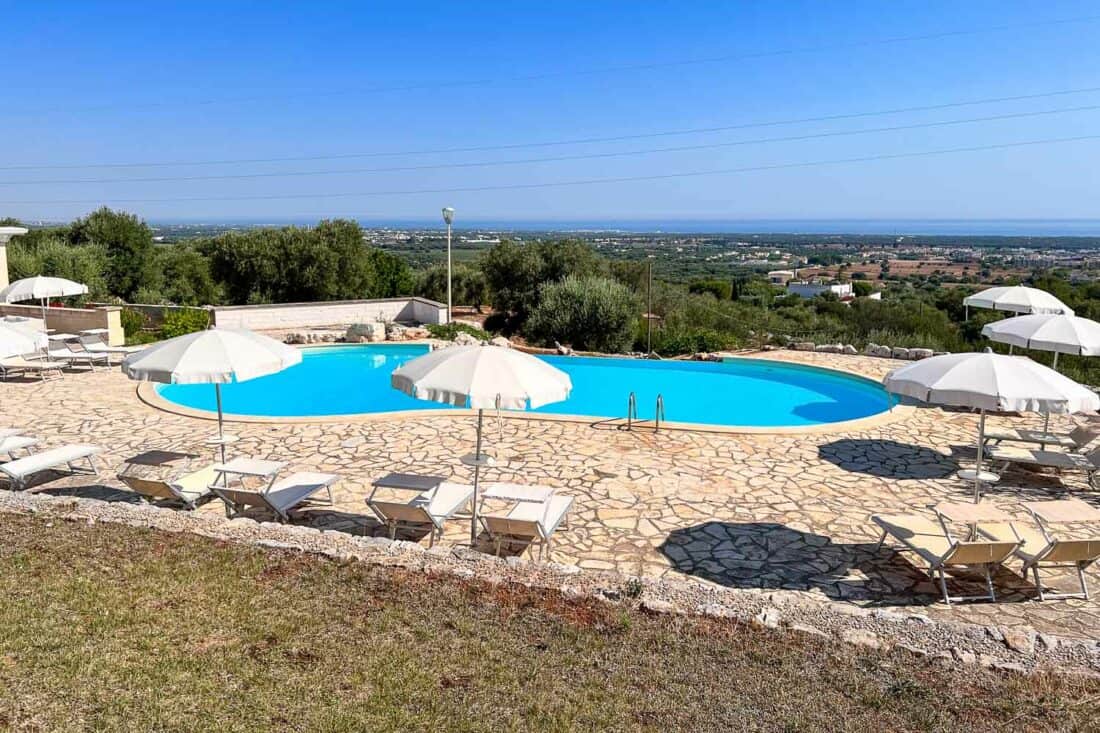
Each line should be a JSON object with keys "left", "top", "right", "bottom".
{"left": 753, "top": 607, "right": 781, "bottom": 628}
{"left": 909, "top": 348, "right": 934, "bottom": 360}
{"left": 842, "top": 344, "right": 858, "bottom": 355}
{"left": 452, "top": 331, "right": 481, "bottom": 346}
{"left": 870, "top": 345, "right": 893, "bottom": 358}
{"left": 793, "top": 342, "right": 815, "bottom": 352}
{"left": 489, "top": 336, "right": 511, "bottom": 349}
{"left": 405, "top": 326, "right": 430, "bottom": 339}
{"left": 386, "top": 323, "right": 407, "bottom": 340}
{"left": 346, "top": 322, "right": 385, "bottom": 343}
{"left": 891, "top": 346, "right": 910, "bottom": 360}
{"left": 814, "top": 343, "right": 843, "bottom": 354}
{"left": 840, "top": 629, "right": 882, "bottom": 650}
{"left": 864, "top": 342, "right": 880, "bottom": 355}
{"left": 1000, "top": 626, "right": 1036, "bottom": 655}
{"left": 555, "top": 341, "right": 574, "bottom": 355}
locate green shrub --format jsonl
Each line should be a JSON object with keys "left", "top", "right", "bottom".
{"left": 852, "top": 281, "right": 874, "bottom": 297}
{"left": 526, "top": 275, "right": 638, "bottom": 353}
{"left": 160, "top": 308, "right": 210, "bottom": 339}
{"left": 119, "top": 308, "right": 146, "bottom": 337}
{"left": 651, "top": 327, "right": 738, "bottom": 356}
{"left": 425, "top": 322, "right": 490, "bottom": 341}
{"left": 688, "top": 279, "right": 732, "bottom": 300}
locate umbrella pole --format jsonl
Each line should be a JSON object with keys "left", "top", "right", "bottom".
{"left": 215, "top": 383, "right": 226, "bottom": 464}
{"left": 40, "top": 298, "right": 46, "bottom": 328}
{"left": 471, "top": 408, "right": 483, "bottom": 545}
{"left": 974, "top": 409, "right": 986, "bottom": 503}
{"left": 1053, "top": 352, "right": 1060, "bottom": 371}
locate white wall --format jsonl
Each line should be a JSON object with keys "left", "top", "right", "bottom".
{"left": 211, "top": 297, "right": 447, "bottom": 330}
{"left": 786, "top": 282, "right": 853, "bottom": 299}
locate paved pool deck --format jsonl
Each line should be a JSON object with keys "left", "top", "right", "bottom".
{"left": 4, "top": 349, "right": 1100, "bottom": 640}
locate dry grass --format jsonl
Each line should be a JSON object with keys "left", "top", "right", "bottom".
{"left": 0, "top": 515, "right": 1097, "bottom": 732}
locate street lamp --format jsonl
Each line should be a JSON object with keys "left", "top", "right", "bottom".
{"left": 442, "top": 207, "right": 455, "bottom": 323}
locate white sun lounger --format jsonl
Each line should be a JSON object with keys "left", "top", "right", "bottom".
{"left": 367, "top": 477, "right": 475, "bottom": 546}
{"left": 211, "top": 471, "right": 340, "bottom": 522}
{"left": 78, "top": 334, "right": 146, "bottom": 363}
{"left": 47, "top": 341, "right": 110, "bottom": 370}
{"left": 977, "top": 499, "right": 1100, "bottom": 601}
{"left": 0, "top": 436, "right": 37, "bottom": 460}
{"left": 479, "top": 486, "right": 574, "bottom": 562}
{"left": 0, "top": 355, "right": 66, "bottom": 381}
{"left": 985, "top": 444, "right": 1100, "bottom": 488}
{"left": 872, "top": 512, "right": 1019, "bottom": 604}
{"left": 0, "top": 444, "right": 101, "bottom": 490}
{"left": 983, "top": 425, "right": 1098, "bottom": 451}
{"left": 117, "top": 450, "right": 218, "bottom": 510}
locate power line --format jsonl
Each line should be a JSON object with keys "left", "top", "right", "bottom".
{"left": 4, "top": 104, "right": 1098, "bottom": 185}
{"left": 3, "top": 134, "right": 1095, "bottom": 205}
{"left": 7, "top": 84, "right": 1100, "bottom": 171}
{"left": 8, "top": 13, "right": 1098, "bottom": 118}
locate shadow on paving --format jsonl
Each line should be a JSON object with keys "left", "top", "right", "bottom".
{"left": 818, "top": 439, "right": 959, "bottom": 479}
{"left": 658, "top": 521, "right": 1035, "bottom": 606}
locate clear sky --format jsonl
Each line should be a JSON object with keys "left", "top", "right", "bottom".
{"left": 2, "top": 0, "right": 1100, "bottom": 225}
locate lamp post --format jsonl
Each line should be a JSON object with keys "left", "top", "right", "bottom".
{"left": 442, "top": 207, "right": 455, "bottom": 324}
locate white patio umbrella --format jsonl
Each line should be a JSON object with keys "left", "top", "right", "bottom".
{"left": 391, "top": 344, "right": 572, "bottom": 543}
{"left": 0, "top": 321, "right": 47, "bottom": 358}
{"left": 963, "top": 285, "right": 1072, "bottom": 320}
{"left": 0, "top": 276, "right": 89, "bottom": 323}
{"left": 884, "top": 351, "right": 1100, "bottom": 500}
{"left": 122, "top": 328, "right": 302, "bottom": 460}
{"left": 982, "top": 314, "right": 1100, "bottom": 369}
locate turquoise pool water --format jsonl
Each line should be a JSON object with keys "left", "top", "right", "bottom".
{"left": 156, "top": 344, "right": 895, "bottom": 427}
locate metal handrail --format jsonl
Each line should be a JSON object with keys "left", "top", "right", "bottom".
{"left": 655, "top": 394, "right": 665, "bottom": 432}
{"left": 626, "top": 392, "right": 637, "bottom": 430}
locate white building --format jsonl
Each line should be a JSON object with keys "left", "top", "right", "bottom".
{"left": 767, "top": 269, "right": 796, "bottom": 285}
{"left": 786, "top": 281, "right": 853, "bottom": 299}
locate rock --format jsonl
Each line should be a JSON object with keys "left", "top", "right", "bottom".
{"left": 842, "top": 344, "right": 858, "bottom": 355}
{"left": 555, "top": 341, "right": 573, "bottom": 355}
{"left": 909, "top": 348, "right": 934, "bottom": 360}
{"left": 753, "top": 607, "right": 781, "bottom": 628}
{"left": 870, "top": 345, "right": 893, "bottom": 358}
{"left": 1000, "top": 626, "right": 1036, "bottom": 655}
{"left": 864, "top": 342, "right": 880, "bottom": 355}
{"left": 386, "top": 323, "right": 407, "bottom": 340}
{"left": 793, "top": 342, "right": 815, "bottom": 352}
{"left": 405, "top": 326, "right": 430, "bottom": 339}
{"left": 814, "top": 343, "right": 843, "bottom": 354}
{"left": 992, "top": 661, "right": 1028, "bottom": 674}
{"left": 840, "top": 629, "right": 882, "bottom": 650}
{"left": 640, "top": 599, "right": 675, "bottom": 615}
{"left": 891, "top": 347, "right": 910, "bottom": 360}
{"left": 953, "top": 648, "right": 977, "bottom": 665}
{"left": 788, "top": 622, "right": 828, "bottom": 638}
{"left": 346, "top": 323, "right": 385, "bottom": 343}
{"left": 489, "top": 336, "right": 511, "bottom": 349}
{"left": 933, "top": 351, "right": 950, "bottom": 356}
{"left": 285, "top": 332, "right": 305, "bottom": 345}
{"left": 452, "top": 331, "right": 480, "bottom": 346}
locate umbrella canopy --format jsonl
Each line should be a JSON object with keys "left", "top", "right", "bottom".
{"left": 391, "top": 344, "right": 571, "bottom": 409}
{"left": 884, "top": 351, "right": 1099, "bottom": 414}
{"left": 982, "top": 314, "right": 1100, "bottom": 359}
{"left": 962, "top": 285, "right": 1072, "bottom": 316}
{"left": 884, "top": 351, "right": 1099, "bottom": 500}
{"left": 122, "top": 327, "right": 301, "bottom": 385}
{"left": 0, "top": 276, "right": 89, "bottom": 323}
{"left": 0, "top": 276, "right": 88, "bottom": 303}
{"left": 122, "top": 328, "right": 302, "bottom": 459}
{"left": 0, "top": 321, "right": 47, "bottom": 359}
{"left": 391, "top": 344, "right": 572, "bottom": 543}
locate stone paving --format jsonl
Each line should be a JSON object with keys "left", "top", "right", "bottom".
{"left": 4, "top": 350, "right": 1100, "bottom": 639}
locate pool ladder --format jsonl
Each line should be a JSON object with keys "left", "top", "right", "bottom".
{"left": 625, "top": 392, "right": 665, "bottom": 432}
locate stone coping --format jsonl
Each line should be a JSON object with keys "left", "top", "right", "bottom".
{"left": 135, "top": 348, "right": 912, "bottom": 435}
{"left": 2, "top": 489, "right": 1095, "bottom": 677}
{"left": 212, "top": 295, "right": 446, "bottom": 312}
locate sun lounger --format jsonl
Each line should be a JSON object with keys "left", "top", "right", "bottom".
{"left": 977, "top": 499, "right": 1100, "bottom": 600}
{"left": 117, "top": 450, "right": 218, "bottom": 510}
{"left": 47, "top": 341, "right": 110, "bottom": 370}
{"left": 872, "top": 512, "right": 1019, "bottom": 604}
{"left": 0, "top": 444, "right": 101, "bottom": 490}
{"left": 984, "top": 444, "right": 1100, "bottom": 488}
{"left": 0, "top": 436, "right": 37, "bottom": 460}
{"left": 211, "top": 471, "right": 339, "bottom": 522}
{"left": 78, "top": 334, "right": 145, "bottom": 363}
{"left": 983, "top": 425, "right": 1098, "bottom": 451}
{"left": 0, "top": 355, "right": 65, "bottom": 381}
{"left": 479, "top": 484, "right": 574, "bottom": 562}
{"left": 366, "top": 478, "right": 474, "bottom": 546}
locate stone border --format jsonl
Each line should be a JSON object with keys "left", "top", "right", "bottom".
{"left": 134, "top": 349, "right": 912, "bottom": 435}
{"left": 2, "top": 489, "right": 1096, "bottom": 677}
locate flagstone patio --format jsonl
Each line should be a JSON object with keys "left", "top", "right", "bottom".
{"left": 4, "top": 349, "right": 1100, "bottom": 640}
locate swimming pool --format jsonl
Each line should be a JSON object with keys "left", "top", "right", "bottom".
{"left": 154, "top": 344, "right": 895, "bottom": 428}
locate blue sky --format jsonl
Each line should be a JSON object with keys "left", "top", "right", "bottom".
{"left": 2, "top": 1, "right": 1100, "bottom": 225}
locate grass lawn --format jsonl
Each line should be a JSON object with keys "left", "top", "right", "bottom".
{"left": 0, "top": 515, "right": 1097, "bottom": 732}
